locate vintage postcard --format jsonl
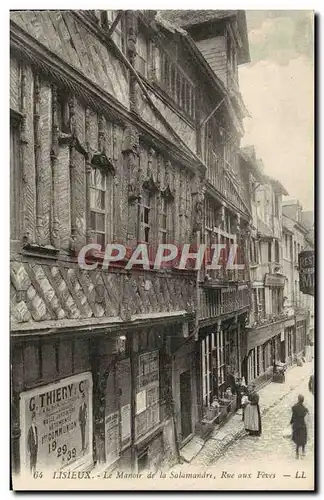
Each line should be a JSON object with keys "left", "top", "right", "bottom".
{"left": 10, "top": 9, "right": 315, "bottom": 491}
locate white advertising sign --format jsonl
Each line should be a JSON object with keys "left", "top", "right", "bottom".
{"left": 19, "top": 372, "right": 93, "bottom": 477}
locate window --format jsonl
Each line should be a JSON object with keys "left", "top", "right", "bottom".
{"left": 136, "top": 32, "right": 148, "bottom": 77}
{"left": 90, "top": 167, "right": 108, "bottom": 247}
{"left": 275, "top": 240, "right": 280, "bottom": 263}
{"left": 268, "top": 241, "right": 272, "bottom": 262}
{"left": 252, "top": 289, "right": 258, "bottom": 321}
{"left": 10, "top": 113, "right": 21, "bottom": 240}
{"left": 201, "top": 335, "right": 212, "bottom": 408}
{"left": 271, "top": 288, "right": 283, "bottom": 316}
{"left": 153, "top": 45, "right": 196, "bottom": 120}
{"left": 159, "top": 197, "right": 168, "bottom": 244}
{"left": 274, "top": 195, "right": 279, "bottom": 217}
{"left": 258, "top": 288, "right": 265, "bottom": 318}
{"left": 294, "top": 241, "right": 297, "bottom": 262}
{"left": 56, "top": 91, "right": 69, "bottom": 132}
{"left": 216, "top": 329, "right": 225, "bottom": 395}
{"left": 250, "top": 238, "right": 258, "bottom": 264}
{"left": 100, "top": 11, "right": 126, "bottom": 52}
{"left": 140, "top": 190, "right": 151, "bottom": 243}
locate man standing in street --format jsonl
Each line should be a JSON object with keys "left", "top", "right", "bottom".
{"left": 308, "top": 374, "right": 314, "bottom": 395}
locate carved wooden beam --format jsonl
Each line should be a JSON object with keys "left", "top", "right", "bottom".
{"left": 68, "top": 96, "right": 77, "bottom": 251}
{"left": 33, "top": 73, "right": 45, "bottom": 246}
{"left": 85, "top": 108, "right": 92, "bottom": 244}
{"left": 20, "top": 62, "right": 33, "bottom": 246}
{"left": 50, "top": 85, "right": 60, "bottom": 248}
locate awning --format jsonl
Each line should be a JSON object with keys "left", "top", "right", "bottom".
{"left": 247, "top": 319, "right": 285, "bottom": 352}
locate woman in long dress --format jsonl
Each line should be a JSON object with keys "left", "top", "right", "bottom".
{"left": 244, "top": 386, "right": 262, "bottom": 436}
{"left": 291, "top": 394, "right": 309, "bottom": 459}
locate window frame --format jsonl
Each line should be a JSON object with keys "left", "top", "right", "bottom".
{"left": 139, "top": 189, "right": 152, "bottom": 244}
{"left": 90, "top": 165, "right": 113, "bottom": 248}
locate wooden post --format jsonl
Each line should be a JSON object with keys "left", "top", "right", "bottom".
{"left": 129, "top": 332, "right": 137, "bottom": 471}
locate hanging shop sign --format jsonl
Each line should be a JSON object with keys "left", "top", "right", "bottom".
{"left": 19, "top": 372, "right": 93, "bottom": 477}
{"left": 264, "top": 273, "right": 285, "bottom": 287}
{"left": 299, "top": 250, "right": 315, "bottom": 296}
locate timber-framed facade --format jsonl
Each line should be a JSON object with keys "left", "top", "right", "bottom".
{"left": 10, "top": 9, "right": 257, "bottom": 474}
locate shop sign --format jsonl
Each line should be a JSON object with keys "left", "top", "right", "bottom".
{"left": 264, "top": 273, "right": 285, "bottom": 287}
{"left": 19, "top": 372, "right": 93, "bottom": 477}
{"left": 135, "top": 351, "right": 160, "bottom": 439}
{"left": 299, "top": 250, "right": 314, "bottom": 296}
{"left": 105, "top": 412, "right": 119, "bottom": 466}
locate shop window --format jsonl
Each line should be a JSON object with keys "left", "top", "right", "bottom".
{"left": 216, "top": 329, "right": 225, "bottom": 395}
{"left": 201, "top": 335, "right": 212, "bottom": 407}
{"left": 90, "top": 166, "right": 113, "bottom": 248}
{"left": 10, "top": 112, "right": 21, "bottom": 240}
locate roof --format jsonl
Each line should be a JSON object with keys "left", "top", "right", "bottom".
{"left": 158, "top": 10, "right": 239, "bottom": 26}
{"left": 239, "top": 146, "right": 264, "bottom": 183}
{"left": 301, "top": 210, "right": 314, "bottom": 230}
{"left": 158, "top": 10, "right": 250, "bottom": 65}
{"left": 156, "top": 15, "right": 245, "bottom": 136}
{"left": 263, "top": 175, "right": 289, "bottom": 196}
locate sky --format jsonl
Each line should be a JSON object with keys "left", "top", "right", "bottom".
{"left": 239, "top": 10, "right": 314, "bottom": 210}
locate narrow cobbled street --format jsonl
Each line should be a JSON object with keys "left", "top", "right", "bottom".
{"left": 217, "top": 376, "right": 314, "bottom": 467}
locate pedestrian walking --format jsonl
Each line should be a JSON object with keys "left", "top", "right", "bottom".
{"left": 291, "top": 394, "right": 309, "bottom": 459}
{"left": 308, "top": 374, "right": 314, "bottom": 395}
{"left": 244, "top": 384, "right": 262, "bottom": 436}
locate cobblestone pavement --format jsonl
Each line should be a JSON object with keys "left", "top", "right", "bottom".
{"left": 217, "top": 375, "right": 314, "bottom": 467}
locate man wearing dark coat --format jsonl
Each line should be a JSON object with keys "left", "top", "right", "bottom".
{"left": 27, "top": 411, "right": 38, "bottom": 474}
{"left": 308, "top": 374, "right": 314, "bottom": 395}
{"left": 291, "top": 394, "right": 309, "bottom": 459}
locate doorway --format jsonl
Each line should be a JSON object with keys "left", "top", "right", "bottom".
{"left": 180, "top": 370, "right": 192, "bottom": 441}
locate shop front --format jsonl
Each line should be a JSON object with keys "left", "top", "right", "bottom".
{"left": 246, "top": 319, "right": 286, "bottom": 386}
{"left": 171, "top": 338, "right": 198, "bottom": 448}
{"left": 198, "top": 315, "right": 245, "bottom": 434}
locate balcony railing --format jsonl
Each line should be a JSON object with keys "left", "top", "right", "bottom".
{"left": 202, "top": 267, "right": 248, "bottom": 284}
{"left": 205, "top": 148, "right": 250, "bottom": 214}
{"left": 199, "top": 285, "right": 250, "bottom": 320}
